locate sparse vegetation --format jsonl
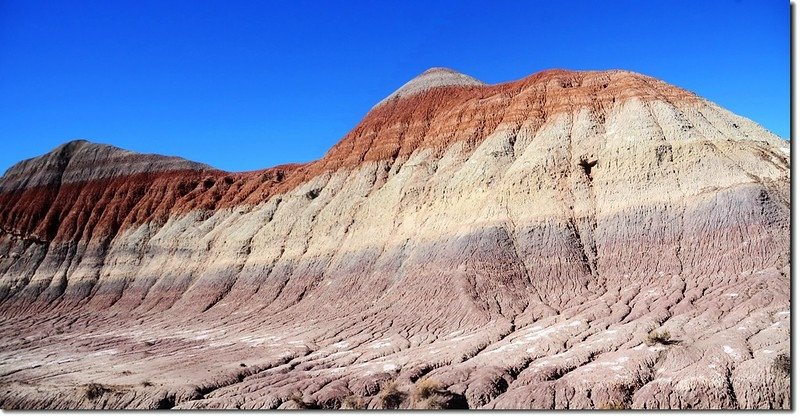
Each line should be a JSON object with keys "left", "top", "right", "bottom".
{"left": 773, "top": 353, "right": 790, "bottom": 377}
{"left": 645, "top": 329, "right": 673, "bottom": 346}
{"left": 83, "top": 383, "right": 109, "bottom": 401}
{"left": 411, "top": 378, "right": 452, "bottom": 409}
{"left": 378, "top": 380, "right": 406, "bottom": 409}
{"left": 413, "top": 378, "right": 440, "bottom": 399}
{"left": 289, "top": 392, "right": 318, "bottom": 409}
{"left": 141, "top": 380, "right": 154, "bottom": 387}
{"left": 305, "top": 188, "right": 320, "bottom": 200}
{"left": 289, "top": 392, "right": 308, "bottom": 409}
{"left": 417, "top": 395, "right": 448, "bottom": 410}
{"left": 598, "top": 400, "right": 628, "bottom": 410}
{"left": 341, "top": 395, "right": 364, "bottom": 409}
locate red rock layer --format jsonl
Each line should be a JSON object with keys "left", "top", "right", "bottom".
{"left": 320, "top": 69, "right": 699, "bottom": 169}
{"left": 0, "top": 70, "right": 700, "bottom": 244}
{"left": 0, "top": 68, "right": 789, "bottom": 410}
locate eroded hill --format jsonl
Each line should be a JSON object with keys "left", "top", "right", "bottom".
{"left": 0, "top": 68, "right": 790, "bottom": 409}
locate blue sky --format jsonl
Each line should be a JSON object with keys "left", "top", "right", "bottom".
{"left": 0, "top": 0, "right": 789, "bottom": 173}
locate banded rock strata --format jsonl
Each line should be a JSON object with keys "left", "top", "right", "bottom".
{"left": 0, "top": 68, "right": 790, "bottom": 409}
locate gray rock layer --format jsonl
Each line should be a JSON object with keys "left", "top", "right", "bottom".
{"left": 0, "top": 69, "right": 790, "bottom": 409}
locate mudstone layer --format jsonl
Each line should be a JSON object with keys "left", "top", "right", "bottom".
{"left": 0, "top": 68, "right": 790, "bottom": 409}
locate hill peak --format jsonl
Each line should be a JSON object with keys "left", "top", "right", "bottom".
{"left": 0, "top": 140, "right": 213, "bottom": 192}
{"left": 373, "top": 67, "right": 485, "bottom": 109}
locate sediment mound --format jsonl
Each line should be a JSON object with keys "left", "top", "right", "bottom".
{"left": 0, "top": 68, "right": 790, "bottom": 409}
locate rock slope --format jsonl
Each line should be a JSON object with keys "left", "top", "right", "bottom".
{"left": 0, "top": 68, "right": 790, "bottom": 409}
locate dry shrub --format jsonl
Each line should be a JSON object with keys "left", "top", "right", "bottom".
{"left": 598, "top": 400, "right": 628, "bottom": 410}
{"left": 84, "top": 383, "right": 108, "bottom": 401}
{"left": 413, "top": 378, "right": 454, "bottom": 409}
{"left": 645, "top": 329, "right": 672, "bottom": 346}
{"left": 418, "top": 395, "right": 449, "bottom": 409}
{"left": 773, "top": 353, "right": 790, "bottom": 377}
{"left": 378, "top": 380, "right": 406, "bottom": 409}
{"left": 288, "top": 392, "right": 318, "bottom": 409}
{"left": 289, "top": 392, "right": 307, "bottom": 409}
{"left": 341, "top": 395, "right": 364, "bottom": 409}
{"left": 413, "top": 378, "right": 441, "bottom": 401}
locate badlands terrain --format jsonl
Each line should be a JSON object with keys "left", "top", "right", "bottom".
{"left": 0, "top": 68, "right": 790, "bottom": 409}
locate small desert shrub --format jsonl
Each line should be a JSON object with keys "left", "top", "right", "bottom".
{"left": 412, "top": 378, "right": 455, "bottom": 409}
{"left": 418, "top": 395, "right": 448, "bottom": 410}
{"left": 141, "top": 380, "right": 154, "bottom": 387}
{"left": 598, "top": 400, "right": 628, "bottom": 410}
{"left": 341, "top": 395, "right": 364, "bottom": 409}
{"left": 305, "top": 188, "right": 320, "bottom": 200}
{"left": 289, "top": 392, "right": 307, "bottom": 409}
{"left": 773, "top": 353, "right": 790, "bottom": 377}
{"left": 378, "top": 380, "right": 406, "bottom": 409}
{"left": 645, "top": 329, "right": 672, "bottom": 346}
{"left": 84, "top": 383, "right": 108, "bottom": 401}
{"left": 413, "top": 378, "right": 441, "bottom": 401}
{"left": 288, "top": 392, "right": 318, "bottom": 409}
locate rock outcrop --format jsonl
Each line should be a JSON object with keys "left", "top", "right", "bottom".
{"left": 0, "top": 68, "right": 790, "bottom": 409}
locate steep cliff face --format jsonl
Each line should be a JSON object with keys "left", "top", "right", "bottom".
{"left": 0, "top": 68, "right": 790, "bottom": 409}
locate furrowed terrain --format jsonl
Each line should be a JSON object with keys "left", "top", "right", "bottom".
{"left": 0, "top": 68, "right": 790, "bottom": 409}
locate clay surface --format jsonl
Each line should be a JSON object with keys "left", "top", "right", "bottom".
{"left": 0, "top": 68, "right": 790, "bottom": 409}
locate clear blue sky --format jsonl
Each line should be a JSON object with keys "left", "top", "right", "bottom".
{"left": 0, "top": 0, "right": 789, "bottom": 173}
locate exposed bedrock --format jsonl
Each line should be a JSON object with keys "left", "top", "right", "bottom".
{"left": 0, "top": 68, "right": 789, "bottom": 409}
